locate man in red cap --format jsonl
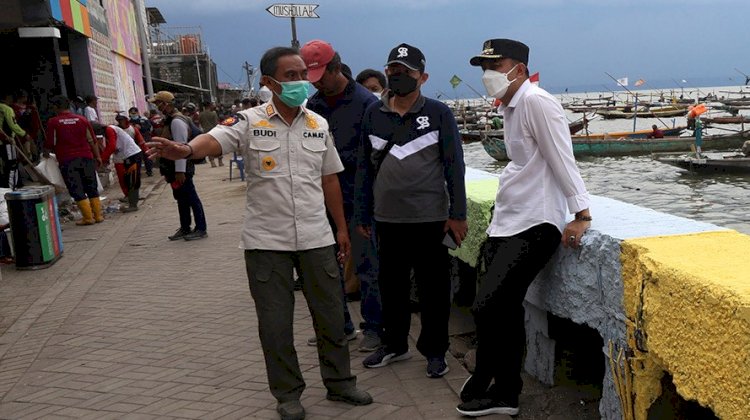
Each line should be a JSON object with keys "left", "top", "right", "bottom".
{"left": 301, "top": 39, "right": 383, "bottom": 353}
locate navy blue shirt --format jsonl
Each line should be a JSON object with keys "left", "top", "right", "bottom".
{"left": 307, "top": 77, "right": 377, "bottom": 220}
{"left": 354, "top": 92, "right": 467, "bottom": 225}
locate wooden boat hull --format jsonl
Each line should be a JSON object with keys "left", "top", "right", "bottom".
{"left": 702, "top": 116, "right": 750, "bottom": 125}
{"left": 461, "top": 129, "right": 503, "bottom": 144}
{"left": 595, "top": 106, "right": 688, "bottom": 119}
{"left": 480, "top": 131, "right": 750, "bottom": 161}
{"left": 573, "top": 126, "right": 685, "bottom": 140}
{"left": 467, "top": 120, "right": 585, "bottom": 144}
{"left": 656, "top": 156, "right": 750, "bottom": 173}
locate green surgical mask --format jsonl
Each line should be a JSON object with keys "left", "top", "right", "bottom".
{"left": 269, "top": 78, "right": 310, "bottom": 107}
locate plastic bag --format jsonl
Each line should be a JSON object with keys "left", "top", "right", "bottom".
{"left": 0, "top": 187, "right": 11, "bottom": 225}
{"left": 35, "top": 155, "right": 66, "bottom": 192}
{"left": 96, "top": 172, "right": 103, "bottom": 194}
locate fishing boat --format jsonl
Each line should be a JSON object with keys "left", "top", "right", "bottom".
{"left": 464, "top": 118, "right": 588, "bottom": 144}
{"left": 480, "top": 130, "right": 750, "bottom": 161}
{"left": 595, "top": 105, "right": 688, "bottom": 119}
{"left": 701, "top": 116, "right": 750, "bottom": 125}
{"left": 572, "top": 126, "right": 686, "bottom": 140}
{"left": 461, "top": 129, "right": 502, "bottom": 143}
{"left": 655, "top": 152, "right": 750, "bottom": 174}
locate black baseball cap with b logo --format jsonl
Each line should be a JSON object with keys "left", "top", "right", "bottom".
{"left": 386, "top": 43, "right": 426, "bottom": 72}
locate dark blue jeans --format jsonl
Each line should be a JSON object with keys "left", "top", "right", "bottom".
{"left": 171, "top": 176, "right": 206, "bottom": 232}
{"left": 350, "top": 222, "right": 382, "bottom": 337}
{"left": 142, "top": 151, "right": 154, "bottom": 175}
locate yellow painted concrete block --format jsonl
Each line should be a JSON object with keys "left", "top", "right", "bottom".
{"left": 622, "top": 231, "right": 750, "bottom": 419}
{"left": 451, "top": 178, "right": 499, "bottom": 266}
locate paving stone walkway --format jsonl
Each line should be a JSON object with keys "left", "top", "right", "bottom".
{"left": 0, "top": 165, "right": 508, "bottom": 419}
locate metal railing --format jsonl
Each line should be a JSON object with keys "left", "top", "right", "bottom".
{"left": 148, "top": 26, "right": 205, "bottom": 56}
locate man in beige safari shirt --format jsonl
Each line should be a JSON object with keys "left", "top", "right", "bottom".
{"left": 147, "top": 46, "right": 372, "bottom": 420}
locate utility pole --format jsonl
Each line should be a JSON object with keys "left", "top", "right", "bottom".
{"left": 243, "top": 62, "right": 257, "bottom": 97}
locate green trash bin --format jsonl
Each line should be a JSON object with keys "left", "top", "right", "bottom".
{"left": 5, "top": 185, "right": 64, "bottom": 270}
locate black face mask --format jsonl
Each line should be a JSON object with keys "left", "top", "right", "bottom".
{"left": 387, "top": 74, "right": 419, "bottom": 96}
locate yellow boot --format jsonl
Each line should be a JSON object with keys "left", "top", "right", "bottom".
{"left": 76, "top": 199, "right": 95, "bottom": 225}
{"left": 90, "top": 197, "right": 105, "bottom": 222}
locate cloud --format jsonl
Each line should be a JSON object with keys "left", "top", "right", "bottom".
{"left": 150, "top": 0, "right": 267, "bottom": 14}
{"left": 149, "top": 0, "right": 460, "bottom": 16}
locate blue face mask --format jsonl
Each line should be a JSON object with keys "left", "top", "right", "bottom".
{"left": 269, "top": 78, "right": 310, "bottom": 107}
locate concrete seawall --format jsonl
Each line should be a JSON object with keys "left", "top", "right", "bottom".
{"left": 456, "top": 168, "right": 750, "bottom": 419}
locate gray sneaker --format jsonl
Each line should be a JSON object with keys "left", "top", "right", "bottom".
{"left": 358, "top": 333, "right": 382, "bottom": 352}
{"left": 326, "top": 387, "right": 373, "bottom": 406}
{"left": 277, "top": 400, "right": 305, "bottom": 420}
{"left": 168, "top": 228, "right": 189, "bottom": 241}
{"left": 183, "top": 229, "right": 207, "bottom": 241}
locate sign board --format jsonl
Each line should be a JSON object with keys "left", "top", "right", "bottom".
{"left": 266, "top": 3, "right": 319, "bottom": 18}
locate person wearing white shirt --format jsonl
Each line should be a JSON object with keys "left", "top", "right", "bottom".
{"left": 98, "top": 120, "right": 144, "bottom": 212}
{"left": 83, "top": 95, "right": 99, "bottom": 124}
{"left": 457, "top": 39, "right": 592, "bottom": 418}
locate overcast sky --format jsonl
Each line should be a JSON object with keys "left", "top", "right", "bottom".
{"left": 148, "top": 0, "right": 750, "bottom": 97}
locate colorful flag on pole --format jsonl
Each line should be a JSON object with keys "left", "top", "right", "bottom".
{"left": 634, "top": 79, "right": 645, "bottom": 87}
{"left": 616, "top": 77, "right": 628, "bottom": 87}
{"left": 529, "top": 72, "right": 540, "bottom": 85}
{"left": 449, "top": 75, "right": 462, "bottom": 89}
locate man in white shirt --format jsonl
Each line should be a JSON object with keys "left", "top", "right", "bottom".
{"left": 457, "top": 39, "right": 593, "bottom": 417}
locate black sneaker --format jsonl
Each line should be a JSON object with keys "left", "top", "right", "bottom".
{"left": 426, "top": 357, "right": 449, "bottom": 378}
{"left": 460, "top": 375, "right": 490, "bottom": 403}
{"left": 183, "top": 229, "right": 207, "bottom": 241}
{"left": 168, "top": 228, "right": 189, "bottom": 241}
{"left": 456, "top": 397, "right": 519, "bottom": 417}
{"left": 362, "top": 347, "right": 411, "bottom": 368}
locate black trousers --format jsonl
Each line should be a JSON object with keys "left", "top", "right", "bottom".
{"left": 472, "top": 223, "right": 561, "bottom": 399}
{"left": 123, "top": 153, "right": 142, "bottom": 193}
{"left": 377, "top": 221, "right": 451, "bottom": 358}
{"left": 59, "top": 157, "right": 99, "bottom": 201}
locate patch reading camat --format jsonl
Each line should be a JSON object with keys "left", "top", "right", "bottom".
{"left": 305, "top": 114, "right": 319, "bottom": 130}
{"left": 261, "top": 156, "right": 277, "bottom": 171}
